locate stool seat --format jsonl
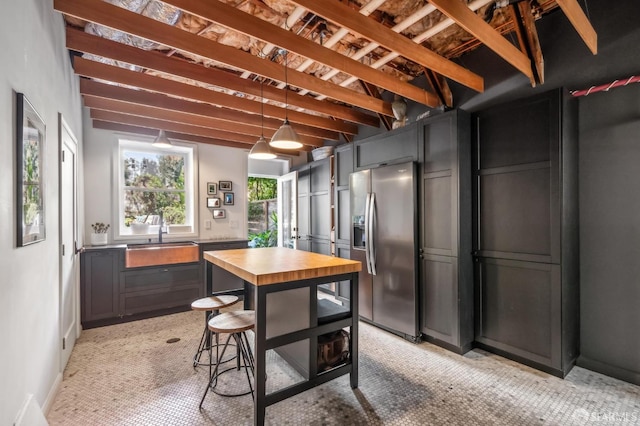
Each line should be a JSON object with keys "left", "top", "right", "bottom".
{"left": 191, "top": 295, "right": 238, "bottom": 311}
{"left": 208, "top": 310, "right": 255, "bottom": 334}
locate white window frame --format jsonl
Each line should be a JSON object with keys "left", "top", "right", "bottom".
{"left": 113, "top": 137, "right": 198, "bottom": 241}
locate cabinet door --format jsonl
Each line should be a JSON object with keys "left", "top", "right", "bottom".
{"left": 475, "top": 258, "right": 562, "bottom": 370}
{"left": 334, "top": 145, "right": 353, "bottom": 246}
{"left": 334, "top": 244, "right": 351, "bottom": 303}
{"left": 81, "top": 250, "right": 121, "bottom": 323}
{"left": 421, "top": 255, "right": 458, "bottom": 344}
{"left": 354, "top": 124, "right": 418, "bottom": 170}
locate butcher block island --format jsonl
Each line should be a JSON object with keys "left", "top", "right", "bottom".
{"left": 203, "top": 247, "right": 361, "bottom": 425}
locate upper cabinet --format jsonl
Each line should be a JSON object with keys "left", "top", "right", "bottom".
{"left": 354, "top": 124, "right": 418, "bottom": 170}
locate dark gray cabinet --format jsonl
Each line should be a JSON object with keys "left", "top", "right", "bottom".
{"left": 294, "top": 158, "right": 332, "bottom": 249}
{"left": 119, "top": 263, "right": 201, "bottom": 316}
{"left": 472, "top": 88, "right": 579, "bottom": 377}
{"left": 81, "top": 249, "right": 121, "bottom": 326}
{"left": 334, "top": 143, "right": 353, "bottom": 303}
{"left": 201, "top": 240, "right": 248, "bottom": 294}
{"left": 418, "top": 109, "right": 473, "bottom": 354}
{"left": 354, "top": 123, "right": 418, "bottom": 170}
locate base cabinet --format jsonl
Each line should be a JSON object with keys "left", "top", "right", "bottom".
{"left": 120, "top": 263, "right": 201, "bottom": 316}
{"left": 81, "top": 249, "right": 121, "bottom": 324}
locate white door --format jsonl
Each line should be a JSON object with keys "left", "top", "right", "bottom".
{"left": 277, "top": 171, "right": 297, "bottom": 249}
{"left": 59, "top": 115, "right": 79, "bottom": 370}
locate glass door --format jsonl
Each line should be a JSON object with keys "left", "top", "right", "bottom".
{"left": 277, "top": 171, "right": 298, "bottom": 249}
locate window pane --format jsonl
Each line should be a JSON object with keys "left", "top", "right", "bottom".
{"left": 118, "top": 139, "right": 195, "bottom": 237}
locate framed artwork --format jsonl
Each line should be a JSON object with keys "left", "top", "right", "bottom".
{"left": 207, "top": 197, "right": 221, "bottom": 208}
{"left": 212, "top": 209, "right": 226, "bottom": 219}
{"left": 207, "top": 182, "right": 217, "bottom": 195}
{"left": 16, "top": 93, "right": 46, "bottom": 247}
{"left": 223, "top": 192, "right": 234, "bottom": 205}
{"left": 219, "top": 180, "right": 232, "bottom": 191}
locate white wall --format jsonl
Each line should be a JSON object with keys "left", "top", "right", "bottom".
{"left": 83, "top": 114, "right": 250, "bottom": 242}
{"left": 0, "top": 1, "right": 83, "bottom": 424}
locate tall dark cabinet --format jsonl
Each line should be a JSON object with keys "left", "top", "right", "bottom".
{"left": 418, "top": 110, "right": 473, "bottom": 353}
{"left": 472, "top": 88, "right": 579, "bottom": 377}
{"left": 333, "top": 143, "right": 353, "bottom": 303}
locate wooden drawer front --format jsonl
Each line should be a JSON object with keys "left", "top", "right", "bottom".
{"left": 121, "top": 264, "right": 201, "bottom": 293}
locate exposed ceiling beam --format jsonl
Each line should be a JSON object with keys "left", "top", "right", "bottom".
{"left": 78, "top": 79, "right": 335, "bottom": 140}
{"left": 423, "top": 68, "right": 453, "bottom": 109}
{"left": 555, "top": 0, "right": 597, "bottom": 54}
{"left": 72, "top": 57, "right": 355, "bottom": 136}
{"left": 66, "top": 28, "right": 378, "bottom": 127}
{"left": 511, "top": 3, "right": 544, "bottom": 85}
{"left": 83, "top": 95, "right": 328, "bottom": 146}
{"left": 288, "top": 0, "right": 484, "bottom": 93}
{"left": 162, "top": 0, "right": 441, "bottom": 108}
{"left": 54, "top": 0, "right": 394, "bottom": 117}
{"left": 428, "top": 0, "right": 534, "bottom": 81}
{"left": 92, "top": 120, "right": 308, "bottom": 153}
{"left": 359, "top": 81, "right": 392, "bottom": 131}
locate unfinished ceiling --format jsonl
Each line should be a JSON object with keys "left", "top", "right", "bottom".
{"left": 54, "top": 0, "right": 597, "bottom": 154}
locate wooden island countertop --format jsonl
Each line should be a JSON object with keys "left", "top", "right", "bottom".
{"left": 203, "top": 247, "right": 362, "bottom": 286}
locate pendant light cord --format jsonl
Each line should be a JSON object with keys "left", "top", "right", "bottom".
{"left": 260, "top": 78, "right": 264, "bottom": 137}
{"left": 284, "top": 50, "right": 289, "bottom": 120}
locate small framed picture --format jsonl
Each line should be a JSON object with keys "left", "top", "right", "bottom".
{"left": 207, "top": 182, "right": 217, "bottom": 195}
{"left": 219, "top": 181, "right": 232, "bottom": 191}
{"left": 223, "top": 192, "right": 234, "bottom": 205}
{"left": 207, "top": 197, "right": 221, "bottom": 208}
{"left": 212, "top": 209, "right": 226, "bottom": 219}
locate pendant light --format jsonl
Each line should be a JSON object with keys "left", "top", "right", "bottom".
{"left": 249, "top": 79, "right": 277, "bottom": 159}
{"left": 152, "top": 129, "right": 173, "bottom": 148}
{"left": 270, "top": 50, "right": 302, "bottom": 150}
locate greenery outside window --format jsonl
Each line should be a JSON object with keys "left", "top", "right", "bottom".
{"left": 116, "top": 139, "right": 197, "bottom": 238}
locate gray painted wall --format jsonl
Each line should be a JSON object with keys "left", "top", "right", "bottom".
{"left": 351, "top": 0, "right": 640, "bottom": 385}
{"left": 578, "top": 85, "right": 640, "bottom": 385}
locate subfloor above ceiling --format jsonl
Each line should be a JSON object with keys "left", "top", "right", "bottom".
{"left": 54, "top": 0, "right": 597, "bottom": 153}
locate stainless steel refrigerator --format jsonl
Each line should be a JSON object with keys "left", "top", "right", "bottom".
{"left": 350, "top": 161, "right": 419, "bottom": 340}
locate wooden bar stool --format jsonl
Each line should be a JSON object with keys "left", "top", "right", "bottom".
{"left": 191, "top": 295, "right": 239, "bottom": 374}
{"left": 199, "top": 310, "right": 255, "bottom": 407}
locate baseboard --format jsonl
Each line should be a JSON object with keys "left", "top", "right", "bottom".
{"left": 422, "top": 334, "right": 473, "bottom": 355}
{"left": 43, "top": 372, "right": 62, "bottom": 417}
{"left": 577, "top": 355, "right": 640, "bottom": 386}
{"left": 14, "top": 393, "right": 49, "bottom": 426}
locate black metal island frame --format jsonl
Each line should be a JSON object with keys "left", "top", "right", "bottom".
{"left": 203, "top": 247, "right": 361, "bottom": 425}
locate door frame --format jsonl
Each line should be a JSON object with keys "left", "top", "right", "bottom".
{"left": 277, "top": 170, "right": 298, "bottom": 248}
{"left": 58, "top": 113, "right": 79, "bottom": 371}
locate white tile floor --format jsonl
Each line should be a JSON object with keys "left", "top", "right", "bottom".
{"left": 48, "top": 309, "right": 640, "bottom": 425}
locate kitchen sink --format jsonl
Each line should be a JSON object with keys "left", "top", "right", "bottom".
{"left": 125, "top": 241, "right": 200, "bottom": 268}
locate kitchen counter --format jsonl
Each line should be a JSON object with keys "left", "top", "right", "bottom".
{"left": 203, "top": 247, "right": 361, "bottom": 425}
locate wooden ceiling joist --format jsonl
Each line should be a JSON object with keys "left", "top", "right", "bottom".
{"left": 288, "top": 0, "right": 484, "bottom": 93}
{"left": 92, "top": 120, "right": 308, "bottom": 154}
{"left": 163, "top": 0, "right": 441, "bottom": 108}
{"left": 78, "top": 79, "right": 335, "bottom": 140}
{"left": 83, "top": 95, "right": 327, "bottom": 146}
{"left": 556, "top": 0, "right": 597, "bottom": 54}
{"left": 359, "top": 81, "right": 393, "bottom": 131}
{"left": 53, "top": 0, "right": 394, "bottom": 117}
{"left": 66, "top": 28, "right": 379, "bottom": 127}
{"left": 428, "top": 0, "right": 534, "bottom": 81}
{"left": 510, "top": 3, "right": 544, "bottom": 85}
{"left": 72, "top": 57, "right": 356, "bottom": 136}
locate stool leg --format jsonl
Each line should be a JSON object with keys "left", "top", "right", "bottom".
{"left": 193, "top": 322, "right": 208, "bottom": 368}
{"left": 237, "top": 332, "right": 255, "bottom": 399}
{"left": 199, "top": 333, "right": 233, "bottom": 409}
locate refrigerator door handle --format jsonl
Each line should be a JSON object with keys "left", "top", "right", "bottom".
{"left": 369, "top": 192, "right": 377, "bottom": 276}
{"left": 364, "top": 192, "right": 372, "bottom": 274}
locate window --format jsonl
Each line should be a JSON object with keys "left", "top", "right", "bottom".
{"left": 116, "top": 139, "right": 196, "bottom": 238}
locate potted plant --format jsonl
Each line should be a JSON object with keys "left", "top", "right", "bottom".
{"left": 90, "top": 222, "right": 110, "bottom": 246}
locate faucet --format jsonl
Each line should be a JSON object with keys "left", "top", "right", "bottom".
{"left": 158, "top": 210, "right": 164, "bottom": 243}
